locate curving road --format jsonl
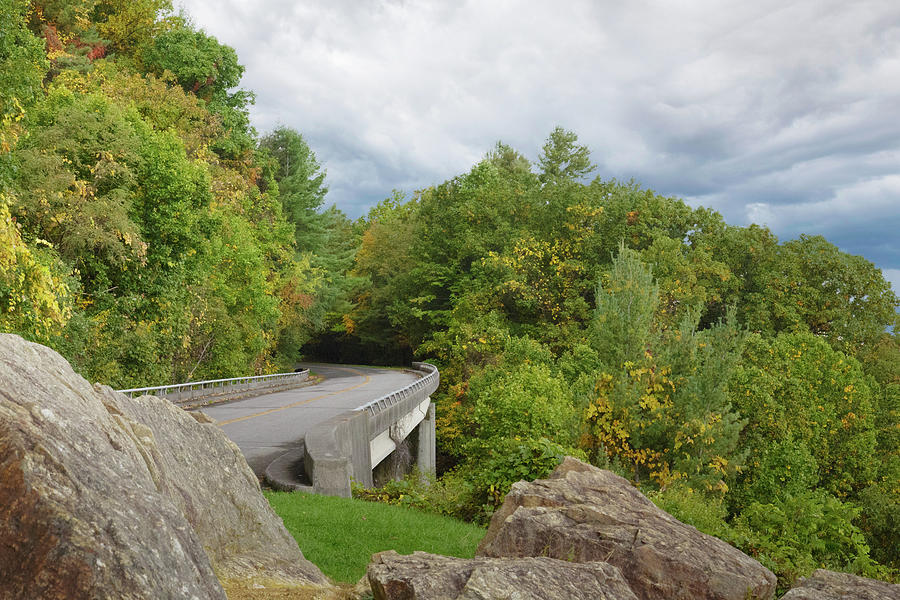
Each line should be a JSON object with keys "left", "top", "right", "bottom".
{"left": 200, "top": 363, "right": 421, "bottom": 476}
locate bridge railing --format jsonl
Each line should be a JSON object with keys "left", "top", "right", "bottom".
{"left": 301, "top": 362, "right": 439, "bottom": 496}
{"left": 117, "top": 370, "right": 309, "bottom": 407}
{"left": 356, "top": 362, "right": 440, "bottom": 415}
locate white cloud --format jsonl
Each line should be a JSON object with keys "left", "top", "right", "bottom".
{"left": 883, "top": 269, "right": 900, "bottom": 296}
{"left": 176, "top": 0, "right": 900, "bottom": 276}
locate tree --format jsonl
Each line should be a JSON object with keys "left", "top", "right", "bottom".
{"left": 258, "top": 126, "right": 328, "bottom": 249}
{"left": 538, "top": 126, "right": 595, "bottom": 184}
{"left": 583, "top": 246, "right": 747, "bottom": 492}
{"left": 142, "top": 22, "right": 254, "bottom": 158}
{"left": 0, "top": 199, "right": 73, "bottom": 342}
{"left": 142, "top": 23, "right": 242, "bottom": 99}
{"left": 779, "top": 235, "right": 898, "bottom": 355}
{"left": 0, "top": 0, "right": 47, "bottom": 168}
{"left": 709, "top": 230, "right": 898, "bottom": 355}
{"left": 11, "top": 88, "right": 146, "bottom": 291}
{"left": 590, "top": 243, "right": 658, "bottom": 367}
{"left": 729, "top": 332, "right": 878, "bottom": 500}
{"left": 94, "top": 0, "right": 174, "bottom": 55}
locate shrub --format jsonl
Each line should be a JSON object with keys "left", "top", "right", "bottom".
{"left": 471, "top": 362, "right": 574, "bottom": 444}
{"left": 730, "top": 490, "right": 876, "bottom": 592}
{"left": 352, "top": 471, "right": 478, "bottom": 521}
{"left": 728, "top": 434, "right": 819, "bottom": 511}
{"left": 856, "top": 456, "right": 900, "bottom": 569}
{"left": 465, "top": 437, "right": 581, "bottom": 522}
{"left": 648, "top": 483, "right": 731, "bottom": 539}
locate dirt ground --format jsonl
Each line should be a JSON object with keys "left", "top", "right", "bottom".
{"left": 220, "top": 579, "right": 368, "bottom": 600}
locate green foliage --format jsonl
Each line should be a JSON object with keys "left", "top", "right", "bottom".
{"left": 0, "top": 0, "right": 47, "bottom": 127}
{"left": 12, "top": 87, "right": 146, "bottom": 287}
{"left": 731, "top": 491, "right": 878, "bottom": 591}
{"left": 142, "top": 22, "right": 254, "bottom": 158}
{"left": 471, "top": 362, "right": 573, "bottom": 443}
{"left": 538, "top": 126, "right": 595, "bottom": 184}
{"left": 142, "top": 23, "right": 242, "bottom": 99}
{"left": 1, "top": 2, "right": 346, "bottom": 387}
{"left": 0, "top": 198, "right": 73, "bottom": 342}
{"left": 352, "top": 471, "right": 478, "bottom": 522}
{"left": 729, "top": 332, "right": 878, "bottom": 500}
{"left": 344, "top": 130, "right": 896, "bottom": 572}
{"left": 582, "top": 246, "right": 747, "bottom": 493}
{"left": 590, "top": 242, "right": 658, "bottom": 367}
{"left": 93, "top": 0, "right": 174, "bottom": 55}
{"left": 738, "top": 435, "right": 820, "bottom": 503}
{"left": 709, "top": 228, "right": 899, "bottom": 354}
{"left": 648, "top": 483, "right": 731, "bottom": 539}
{"left": 258, "top": 126, "right": 362, "bottom": 339}
{"left": 259, "top": 126, "right": 327, "bottom": 222}
{"left": 348, "top": 191, "right": 420, "bottom": 350}
{"left": 464, "top": 437, "right": 577, "bottom": 522}
{"left": 856, "top": 457, "right": 900, "bottom": 569}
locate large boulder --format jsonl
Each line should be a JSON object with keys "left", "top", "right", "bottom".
{"left": 0, "top": 334, "right": 326, "bottom": 599}
{"left": 477, "top": 457, "right": 777, "bottom": 600}
{"left": 367, "top": 550, "right": 640, "bottom": 600}
{"left": 780, "top": 569, "right": 900, "bottom": 599}
{"left": 94, "top": 381, "right": 327, "bottom": 586}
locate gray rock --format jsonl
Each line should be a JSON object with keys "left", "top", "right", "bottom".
{"left": 367, "top": 550, "right": 640, "bottom": 600}
{"left": 94, "top": 383, "right": 327, "bottom": 585}
{"left": 780, "top": 569, "right": 900, "bottom": 599}
{"left": 477, "top": 457, "right": 777, "bottom": 600}
{"left": 0, "top": 334, "right": 326, "bottom": 599}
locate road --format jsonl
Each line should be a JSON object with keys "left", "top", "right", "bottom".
{"left": 199, "top": 363, "right": 421, "bottom": 476}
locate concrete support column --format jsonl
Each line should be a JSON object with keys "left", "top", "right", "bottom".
{"left": 416, "top": 400, "right": 436, "bottom": 475}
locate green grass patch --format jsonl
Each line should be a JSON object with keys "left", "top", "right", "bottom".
{"left": 265, "top": 490, "right": 486, "bottom": 583}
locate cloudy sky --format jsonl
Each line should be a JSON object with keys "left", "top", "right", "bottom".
{"left": 177, "top": 0, "right": 900, "bottom": 293}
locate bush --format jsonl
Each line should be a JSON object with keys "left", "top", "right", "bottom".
{"left": 465, "top": 437, "right": 581, "bottom": 523}
{"left": 856, "top": 456, "right": 900, "bottom": 569}
{"left": 648, "top": 483, "right": 731, "bottom": 539}
{"left": 352, "top": 471, "right": 478, "bottom": 521}
{"left": 730, "top": 490, "right": 876, "bottom": 592}
{"left": 355, "top": 438, "right": 580, "bottom": 525}
{"left": 728, "top": 434, "right": 819, "bottom": 511}
{"left": 471, "top": 362, "right": 574, "bottom": 444}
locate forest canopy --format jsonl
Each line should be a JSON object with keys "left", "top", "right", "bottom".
{"left": 0, "top": 0, "right": 351, "bottom": 385}
{"left": 343, "top": 132, "right": 899, "bottom": 588}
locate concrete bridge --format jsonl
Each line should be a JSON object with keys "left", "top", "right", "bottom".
{"left": 122, "top": 363, "right": 439, "bottom": 497}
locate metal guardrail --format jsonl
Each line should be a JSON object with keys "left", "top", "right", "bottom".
{"left": 117, "top": 370, "right": 309, "bottom": 404}
{"left": 355, "top": 362, "right": 440, "bottom": 416}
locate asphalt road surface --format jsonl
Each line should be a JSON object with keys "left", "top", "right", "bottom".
{"left": 199, "top": 363, "right": 421, "bottom": 476}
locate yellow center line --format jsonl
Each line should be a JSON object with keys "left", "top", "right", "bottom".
{"left": 217, "top": 366, "right": 371, "bottom": 426}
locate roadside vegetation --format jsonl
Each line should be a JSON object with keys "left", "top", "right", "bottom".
{"left": 265, "top": 490, "right": 484, "bottom": 583}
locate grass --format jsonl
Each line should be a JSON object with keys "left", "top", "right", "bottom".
{"left": 265, "top": 491, "right": 485, "bottom": 583}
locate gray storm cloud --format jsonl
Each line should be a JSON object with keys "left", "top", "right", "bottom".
{"left": 176, "top": 0, "right": 900, "bottom": 291}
